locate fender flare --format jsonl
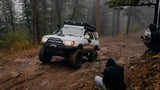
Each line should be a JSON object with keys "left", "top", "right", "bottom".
{"left": 77, "top": 44, "right": 83, "bottom": 50}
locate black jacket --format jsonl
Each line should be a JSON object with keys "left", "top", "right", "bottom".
{"left": 102, "top": 58, "right": 126, "bottom": 90}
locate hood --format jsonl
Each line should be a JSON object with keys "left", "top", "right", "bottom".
{"left": 43, "top": 34, "right": 83, "bottom": 41}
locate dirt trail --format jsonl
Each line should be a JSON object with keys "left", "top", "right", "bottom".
{"left": 0, "top": 31, "right": 147, "bottom": 90}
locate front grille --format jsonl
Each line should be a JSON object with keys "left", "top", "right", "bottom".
{"left": 46, "top": 37, "right": 63, "bottom": 46}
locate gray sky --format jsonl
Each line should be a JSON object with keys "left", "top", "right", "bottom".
{"left": 13, "top": 0, "right": 22, "bottom": 17}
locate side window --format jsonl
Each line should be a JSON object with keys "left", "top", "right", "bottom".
{"left": 89, "top": 32, "right": 94, "bottom": 39}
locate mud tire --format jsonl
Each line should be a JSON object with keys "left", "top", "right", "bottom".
{"left": 39, "top": 47, "right": 52, "bottom": 63}
{"left": 70, "top": 49, "right": 83, "bottom": 69}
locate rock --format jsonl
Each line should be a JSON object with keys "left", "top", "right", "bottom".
{"left": 10, "top": 72, "right": 20, "bottom": 78}
{"left": 152, "top": 64, "right": 158, "bottom": 68}
{"left": 130, "top": 56, "right": 135, "bottom": 59}
{"left": 130, "top": 66, "right": 135, "bottom": 69}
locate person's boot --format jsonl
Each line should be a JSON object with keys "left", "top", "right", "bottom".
{"left": 153, "top": 53, "right": 160, "bottom": 59}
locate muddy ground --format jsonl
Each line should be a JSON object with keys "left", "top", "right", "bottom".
{"left": 0, "top": 31, "right": 159, "bottom": 90}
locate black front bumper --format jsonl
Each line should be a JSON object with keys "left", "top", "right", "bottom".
{"left": 42, "top": 37, "right": 77, "bottom": 56}
{"left": 43, "top": 43, "right": 77, "bottom": 56}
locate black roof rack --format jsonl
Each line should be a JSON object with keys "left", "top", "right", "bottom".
{"left": 64, "top": 20, "right": 97, "bottom": 32}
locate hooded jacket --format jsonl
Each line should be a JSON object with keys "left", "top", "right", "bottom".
{"left": 102, "top": 58, "right": 125, "bottom": 90}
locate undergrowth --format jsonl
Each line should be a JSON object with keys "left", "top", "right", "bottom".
{"left": 0, "top": 30, "right": 38, "bottom": 57}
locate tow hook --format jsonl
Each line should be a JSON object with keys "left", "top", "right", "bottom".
{"left": 50, "top": 44, "right": 57, "bottom": 47}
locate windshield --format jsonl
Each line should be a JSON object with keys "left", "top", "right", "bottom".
{"left": 59, "top": 26, "right": 83, "bottom": 37}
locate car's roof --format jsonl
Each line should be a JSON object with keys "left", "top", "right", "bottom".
{"left": 64, "top": 25, "right": 84, "bottom": 29}
{"left": 64, "top": 21, "right": 97, "bottom": 32}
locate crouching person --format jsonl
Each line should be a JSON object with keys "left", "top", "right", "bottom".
{"left": 95, "top": 58, "right": 126, "bottom": 90}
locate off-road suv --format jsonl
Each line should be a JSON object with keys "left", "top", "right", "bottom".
{"left": 39, "top": 21, "right": 99, "bottom": 68}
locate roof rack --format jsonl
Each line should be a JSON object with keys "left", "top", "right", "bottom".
{"left": 64, "top": 20, "right": 97, "bottom": 32}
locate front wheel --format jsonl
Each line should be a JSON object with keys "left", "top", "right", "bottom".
{"left": 70, "top": 49, "right": 83, "bottom": 69}
{"left": 39, "top": 47, "right": 52, "bottom": 63}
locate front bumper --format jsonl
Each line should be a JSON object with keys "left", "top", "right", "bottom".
{"left": 42, "top": 43, "right": 77, "bottom": 56}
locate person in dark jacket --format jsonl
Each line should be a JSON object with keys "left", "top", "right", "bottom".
{"left": 144, "top": 24, "right": 160, "bottom": 51}
{"left": 95, "top": 58, "right": 126, "bottom": 90}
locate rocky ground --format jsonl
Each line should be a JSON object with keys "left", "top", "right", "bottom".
{"left": 0, "top": 31, "right": 159, "bottom": 90}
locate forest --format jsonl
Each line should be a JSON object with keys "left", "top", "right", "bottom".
{"left": 0, "top": 0, "right": 160, "bottom": 90}
{"left": 0, "top": 0, "right": 154, "bottom": 55}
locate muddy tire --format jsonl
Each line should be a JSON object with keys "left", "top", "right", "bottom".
{"left": 70, "top": 49, "right": 83, "bottom": 69}
{"left": 39, "top": 47, "right": 52, "bottom": 63}
{"left": 88, "top": 51, "right": 97, "bottom": 62}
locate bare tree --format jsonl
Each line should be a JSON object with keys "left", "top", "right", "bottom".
{"left": 22, "top": 0, "right": 32, "bottom": 34}
{"left": 31, "top": 0, "right": 40, "bottom": 43}
{"left": 126, "top": 11, "right": 131, "bottom": 35}
{"left": 1, "top": 0, "right": 15, "bottom": 32}
{"left": 96, "top": 0, "right": 101, "bottom": 34}
{"left": 6, "top": 0, "right": 15, "bottom": 31}
{"left": 1, "top": 0, "right": 8, "bottom": 28}
{"left": 116, "top": 8, "right": 120, "bottom": 35}
{"left": 112, "top": 9, "right": 115, "bottom": 36}
{"left": 55, "top": 0, "right": 61, "bottom": 25}
{"left": 49, "top": 0, "right": 57, "bottom": 31}
{"left": 41, "top": 0, "right": 47, "bottom": 33}
{"left": 70, "top": 0, "right": 79, "bottom": 20}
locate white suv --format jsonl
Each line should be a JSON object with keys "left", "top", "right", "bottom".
{"left": 39, "top": 21, "right": 99, "bottom": 68}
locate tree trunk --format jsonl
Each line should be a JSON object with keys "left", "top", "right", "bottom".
{"left": 126, "top": 12, "right": 131, "bottom": 35}
{"left": 31, "top": 0, "right": 36, "bottom": 41}
{"left": 55, "top": 0, "right": 61, "bottom": 25}
{"left": 96, "top": 0, "right": 101, "bottom": 34}
{"left": 91, "top": 0, "right": 96, "bottom": 26}
{"left": 154, "top": 0, "right": 159, "bottom": 28}
{"left": 2, "top": 0, "right": 8, "bottom": 28}
{"left": 116, "top": 8, "right": 120, "bottom": 35}
{"left": 23, "top": 0, "right": 32, "bottom": 34}
{"left": 36, "top": 6, "right": 40, "bottom": 44}
{"left": 112, "top": 9, "right": 115, "bottom": 36}
{"left": 7, "top": 0, "right": 15, "bottom": 32}
{"left": 42, "top": 0, "right": 47, "bottom": 33}
{"left": 31, "top": 0, "right": 40, "bottom": 43}
{"left": 36, "top": 0, "right": 40, "bottom": 44}
{"left": 70, "top": 0, "right": 79, "bottom": 20}
{"left": 50, "top": 0, "right": 57, "bottom": 31}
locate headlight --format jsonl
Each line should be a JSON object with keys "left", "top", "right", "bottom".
{"left": 64, "top": 41, "right": 75, "bottom": 46}
{"left": 41, "top": 37, "right": 48, "bottom": 42}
